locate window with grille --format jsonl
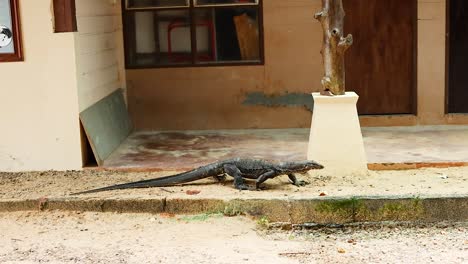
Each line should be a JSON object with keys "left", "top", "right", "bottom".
{"left": 123, "top": 0, "right": 263, "bottom": 68}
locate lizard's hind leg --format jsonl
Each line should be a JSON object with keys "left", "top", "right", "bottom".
{"left": 213, "top": 174, "right": 227, "bottom": 182}
{"left": 223, "top": 164, "right": 250, "bottom": 190}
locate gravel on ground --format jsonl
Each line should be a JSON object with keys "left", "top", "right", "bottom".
{"left": 0, "top": 211, "right": 466, "bottom": 264}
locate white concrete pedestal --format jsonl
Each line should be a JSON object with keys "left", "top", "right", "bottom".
{"left": 307, "top": 92, "right": 368, "bottom": 175}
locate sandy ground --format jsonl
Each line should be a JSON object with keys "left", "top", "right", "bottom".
{"left": 0, "top": 211, "right": 466, "bottom": 264}
{"left": 0, "top": 166, "right": 467, "bottom": 201}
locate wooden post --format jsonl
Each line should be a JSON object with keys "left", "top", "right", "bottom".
{"left": 315, "top": 0, "right": 353, "bottom": 95}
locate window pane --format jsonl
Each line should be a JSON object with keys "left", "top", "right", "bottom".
{"left": 126, "top": 0, "right": 188, "bottom": 9}
{"left": 194, "top": 7, "right": 260, "bottom": 64}
{"left": 195, "top": 0, "right": 258, "bottom": 6}
{"left": 127, "top": 10, "right": 192, "bottom": 67}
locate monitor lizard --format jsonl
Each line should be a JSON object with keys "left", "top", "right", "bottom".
{"left": 72, "top": 158, "right": 324, "bottom": 194}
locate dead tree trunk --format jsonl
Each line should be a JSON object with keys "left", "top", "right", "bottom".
{"left": 315, "top": 0, "right": 353, "bottom": 95}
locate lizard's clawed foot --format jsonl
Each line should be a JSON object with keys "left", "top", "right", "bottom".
{"left": 254, "top": 185, "right": 267, "bottom": 191}
{"left": 235, "top": 184, "right": 251, "bottom": 191}
{"left": 293, "top": 180, "right": 310, "bottom": 187}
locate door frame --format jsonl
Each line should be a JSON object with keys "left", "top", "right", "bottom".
{"left": 445, "top": 0, "right": 468, "bottom": 114}
{"left": 412, "top": 0, "right": 418, "bottom": 115}
{"left": 445, "top": 0, "right": 450, "bottom": 114}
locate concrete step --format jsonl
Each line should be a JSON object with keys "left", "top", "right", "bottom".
{"left": 1, "top": 195, "right": 466, "bottom": 224}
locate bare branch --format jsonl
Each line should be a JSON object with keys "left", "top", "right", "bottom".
{"left": 338, "top": 34, "right": 353, "bottom": 52}
{"left": 315, "top": 0, "right": 353, "bottom": 95}
{"left": 314, "top": 10, "right": 327, "bottom": 20}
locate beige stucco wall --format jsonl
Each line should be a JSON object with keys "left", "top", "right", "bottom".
{"left": 127, "top": 0, "right": 462, "bottom": 130}
{"left": 418, "top": 0, "right": 446, "bottom": 124}
{"left": 0, "top": 0, "right": 82, "bottom": 171}
{"left": 0, "top": 0, "right": 127, "bottom": 172}
{"left": 75, "top": 0, "right": 126, "bottom": 112}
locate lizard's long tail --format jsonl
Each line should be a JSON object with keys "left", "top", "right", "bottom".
{"left": 71, "top": 162, "right": 225, "bottom": 195}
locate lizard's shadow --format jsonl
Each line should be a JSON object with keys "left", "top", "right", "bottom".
{"left": 178, "top": 179, "right": 285, "bottom": 190}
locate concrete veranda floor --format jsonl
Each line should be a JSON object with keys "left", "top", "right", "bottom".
{"left": 103, "top": 125, "right": 468, "bottom": 171}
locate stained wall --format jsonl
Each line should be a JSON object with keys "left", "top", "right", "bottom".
{"left": 126, "top": 0, "right": 461, "bottom": 130}
{"left": 126, "top": 0, "right": 323, "bottom": 130}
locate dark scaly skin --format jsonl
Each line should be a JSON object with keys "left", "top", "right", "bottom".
{"left": 72, "top": 158, "right": 324, "bottom": 195}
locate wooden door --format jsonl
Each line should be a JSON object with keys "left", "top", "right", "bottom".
{"left": 343, "top": 0, "right": 416, "bottom": 115}
{"left": 448, "top": 0, "right": 468, "bottom": 113}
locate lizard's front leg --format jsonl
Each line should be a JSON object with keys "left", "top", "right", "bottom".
{"left": 288, "top": 174, "right": 310, "bottom": 187}
{"left": 223, "top": 164, "right": 250, "bottom": 190}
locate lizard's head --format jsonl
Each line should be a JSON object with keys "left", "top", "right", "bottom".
{"left": 278, "top": 160, "right": 324, "bottom": 174}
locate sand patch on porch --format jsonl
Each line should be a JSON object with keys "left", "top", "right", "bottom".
{"left": 0, "top": 166, "right": 466, "bottom": 201}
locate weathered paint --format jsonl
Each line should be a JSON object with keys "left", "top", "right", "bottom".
{"left": 243, "top": 92, "right": 314, "bottom": 112}
{"left": 126, "top": 0, "right": 323, "bottom": 130}
{"left": 126, "top": 0, "right": 456, "bottom": 130}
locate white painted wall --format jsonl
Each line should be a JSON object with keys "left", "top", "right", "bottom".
{"left": 0, "top": 0, "right": 127, "bottom": 172}
{"left": 74, "top": 0, "right": 126, "bottom": 112}
{"left": 0, "top": 0, "right": 82, "bottom": 171}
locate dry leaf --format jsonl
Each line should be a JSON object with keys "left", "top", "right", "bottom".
{"left": 186, "top": 190, "right": 201, "bottom": 195}
{"left": 159, "top": 213, "right": 175, "bottom": 218}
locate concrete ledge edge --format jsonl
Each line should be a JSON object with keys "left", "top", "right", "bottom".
{"left": 0, "top": 196, "right": 466, "bottom": 224}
